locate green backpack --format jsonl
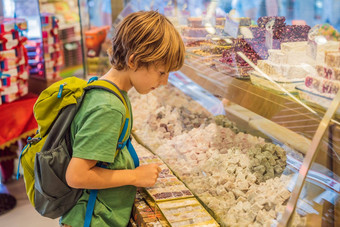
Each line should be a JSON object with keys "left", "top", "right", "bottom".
{"left": 17, "top": 76, "right": 137, "bottom": 220}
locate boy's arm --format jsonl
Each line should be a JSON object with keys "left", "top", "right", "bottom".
{"left": 66, "top": 157, "right": 161, "bottom": 189}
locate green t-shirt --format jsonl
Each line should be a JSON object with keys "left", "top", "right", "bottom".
{"left": 61, "top": 88, "right": 136, "bottom": 227}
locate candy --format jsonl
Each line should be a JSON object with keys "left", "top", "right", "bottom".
{"left": 257, "top": 16, "right": 286, "bottom": 28}
{"left": 325, "top": 51, "right": 340, "bottom": 68}
{"left": 282, "top": 25, "right": 310, "bottom": 42}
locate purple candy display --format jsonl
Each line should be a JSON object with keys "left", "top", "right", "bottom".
{"left": 282, "top": 25, "right": 311, "bottom": 42}
{"left": 248, "top": 27, "right": 266, "bottom": 40}
{"left": 257, "top": 16, "right": 286, "bottom": 28}
{"left": 218, "top": 16, "right": 311, "bottom": 78}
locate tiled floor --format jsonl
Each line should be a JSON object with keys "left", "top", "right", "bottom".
{"left": 0, "top": 178, "right": 59, "bottom": 227}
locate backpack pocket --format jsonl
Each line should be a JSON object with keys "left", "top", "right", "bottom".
{"left": 34, "top": 139, "right": 82, "bottom": 218}
{"left": 20, "top": 136, "right": 47, "bottom": 207}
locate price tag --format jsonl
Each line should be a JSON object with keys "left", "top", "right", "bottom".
{"left": 265, "top": 19, "right": 275, "bottom": 49}
{"left": 224, "top": 16, "right": 239, "bottom": 38}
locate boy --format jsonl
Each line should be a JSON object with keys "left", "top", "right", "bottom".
{"left": 60, "top": 11, "right": 185, "bottom": 227}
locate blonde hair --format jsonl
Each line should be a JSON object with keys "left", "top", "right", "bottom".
{"left": 110, "top": 11, "right": 185, "bottom": 73}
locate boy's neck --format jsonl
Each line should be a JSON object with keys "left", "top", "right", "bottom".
{"left": 101, "top": 67, "right": 132, "bottom": 92}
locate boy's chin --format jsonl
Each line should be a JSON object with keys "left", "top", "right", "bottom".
{"left": 136, "top": 89, "right": 151, "bottom": 95}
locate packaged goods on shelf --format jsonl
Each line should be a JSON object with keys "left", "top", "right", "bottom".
{"left": 0, "top": 56, "right": 25, "bottom": 71}
{"left": 39, "top": 0, "right": 80, "bottom": 26}
{"left": 63, "top": 40, "right": 82, "bottom": 67}
{"left": 0, "top": 30, "right": 19, "bottom": 43}
{"left": 0, "top": 18, "right": 27, "bottom": 33}
{"left": 25, "top": 14, "right": 62, "bottom": 80}
{"left": 0, "top": 38, "right": 19, "bottom": 51}
{"left": 0, "top": 47, "right": 20, "bottom": 59}
{"left": 0, "top": 18, "right": 29, "bottom": 104}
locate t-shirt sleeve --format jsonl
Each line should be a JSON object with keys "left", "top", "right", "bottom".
{"left": 72, "top": 104, "right": 124, "bottom": 163}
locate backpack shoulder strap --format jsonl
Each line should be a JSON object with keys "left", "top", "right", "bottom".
{"left": 84, "top": 79, "right": 131, "bottom": 152}
{"left": 83, "top": 79, "right": 139, "bottom": 227}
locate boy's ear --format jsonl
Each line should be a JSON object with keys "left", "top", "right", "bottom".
{"left": 128, "top": 54, "right": 135, "bottom": 69}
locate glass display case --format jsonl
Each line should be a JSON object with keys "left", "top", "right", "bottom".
{"left": 121, "top": 0, "right": 340, "bottom": 226}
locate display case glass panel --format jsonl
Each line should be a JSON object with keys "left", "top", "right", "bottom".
{"left": 120, "top": 1, "right": 340, "bottom": 226}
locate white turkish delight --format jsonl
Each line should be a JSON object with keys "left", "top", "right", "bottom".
{"left": 236, "top": 180, "right": 249, "bottom": 191}
{"left": 232, "top": 188, "right": 245, "bottom": 198}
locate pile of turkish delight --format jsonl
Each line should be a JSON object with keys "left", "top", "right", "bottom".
{"left": 0, "top": 18, "right": 29, "bottom": 104}
{"left": 130, "top": 85, "right": 306, "bottom": 226}
{"left": 26, "top": 14, "right": 62, "bottom": 80}
{"left": 154, "top": 124, "right": 302, "bottom": 226}
{"left": 133, "top": 139, "right": 218, "bottom": 226}
{"left": 130, "top": 85, "right": 215, "bottom": 151}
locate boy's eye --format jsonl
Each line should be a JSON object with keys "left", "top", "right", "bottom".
{"left": 160, "top": 72, "right": 166, "bottom": 76}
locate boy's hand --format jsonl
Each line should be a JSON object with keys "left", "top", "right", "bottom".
{"left": 133, "top": 163, "right": 161, "bottom": 187}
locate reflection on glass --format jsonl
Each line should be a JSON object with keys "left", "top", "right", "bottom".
{"left": 121, "top": 1, "right": 340, "bottom": 226}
